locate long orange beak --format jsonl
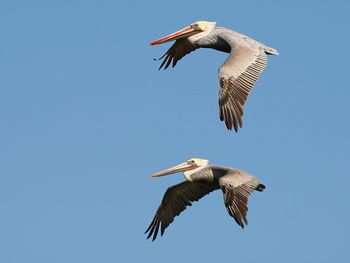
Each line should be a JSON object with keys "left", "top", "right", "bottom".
{"left": 150, "top": 161, "right": 196, "bottom": 178}
{"left": 150, "top": 25, "right": 200, "bottom": 46}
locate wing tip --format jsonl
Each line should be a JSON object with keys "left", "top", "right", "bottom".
{"left": 222, "top": 116, "right": 241, "bottom": 132}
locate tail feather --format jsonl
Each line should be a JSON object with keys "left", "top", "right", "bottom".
{"left": 264, "top": 46, "right": 279, "bottom": 56}
{"left": 255, "top": 184, "right": 266, "bottom": 192}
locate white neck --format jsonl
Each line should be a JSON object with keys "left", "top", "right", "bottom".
{"left": 183, "top": 164, "right": 209, "bottom": 182}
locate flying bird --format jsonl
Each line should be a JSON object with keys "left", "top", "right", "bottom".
{"left": 150, "top": 21, "right": 279, "bottom": 132}
{"left": 145, "top": 158, "right": 265, "bottom": 241}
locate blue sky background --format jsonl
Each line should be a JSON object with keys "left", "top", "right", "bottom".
{"left": 1, "top": 0, "right": 349, "bottom": 262}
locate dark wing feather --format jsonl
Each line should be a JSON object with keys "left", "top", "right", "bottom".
{"left": 157, "top": 38, "right": 198, "bottom": 70}
{"left": 145, "top": 181, "right": 216, "bottom": 241}
{"left": 218, "top": 45, "right": 268, "bottom": 131}
{"left": 219, "top": 169, "right": 265, "bottom": 228}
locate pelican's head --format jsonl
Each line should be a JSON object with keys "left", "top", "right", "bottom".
{"left": 186, "top": 157, "right": 209, "bottom": 167}
{"left": 150, "top": 158, "right": 209, "bottom": 178}
{"left": 191, "top": 21, "right": 216, "bottom": 33}
{"left": 150, "top": 21, "right": 216, "bottom": 46}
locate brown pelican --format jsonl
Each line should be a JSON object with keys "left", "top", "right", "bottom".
{"left": 145, "top": 158, "right": 265, "bottom": 241}
{"left": 150, "top": 21, "right": 279, "bottom": 132}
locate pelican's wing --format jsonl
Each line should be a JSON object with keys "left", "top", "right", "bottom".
{"left": 219, "top": 169, "right": 265, "bottom": 228}
{"left": 218, "top": 42, "right": 268, "bottom": 131}
{"left": 145, "top": 181, "right": 216, "bottom": 241}
{"left": 157, "top": 38, "right": 198, "bottom": 70}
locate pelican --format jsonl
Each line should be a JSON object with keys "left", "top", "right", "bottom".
{"left": 150, "top": 21, "right": 278, "bottom": 132}
{"left": 145, "top": 158, "right": 265, "bottom": 241}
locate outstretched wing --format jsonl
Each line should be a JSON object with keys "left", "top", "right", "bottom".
{"left": 218, "top": 42, "right": 268, "bottom": 131}
{"left": 219, "top": 169, "right": 265, "bottom": 228}
{"left": 145, "top": 181, "right": 216, "bottom": 241}
{"left": 156, "top": 38, "right": 198, "bottom": 70}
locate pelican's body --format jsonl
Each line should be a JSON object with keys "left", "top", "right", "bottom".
{"left": 150, "top": 21, "right": 278, "bottom": 132}
{"left": 145, "top": 158, "right": 265, "bottom": 241}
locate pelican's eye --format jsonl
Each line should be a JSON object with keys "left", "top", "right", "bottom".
{"left": 188, "top": 160, "right": 196, "bottom": 165}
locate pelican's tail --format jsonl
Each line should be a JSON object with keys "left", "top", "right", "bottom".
{"left": 264, "top": 46, "right": 279, "bottom": 56}
{"left": 255, "top": 184, "right": 266, "bottom": 192}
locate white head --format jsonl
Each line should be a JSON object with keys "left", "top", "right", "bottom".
{"left": 185, "top": 157, "right": 209, "bottom": 168}
{"left": 182, "top": 158, "right": 209, "bottom": 181}
{"left": 188, "top": 21, "right": 217, "bottom": 42}
{"left": 150, "top": 21, "right": 217, "bottom": 46}
{"left": 150, "top": 157, "right": 209, "bottom": 180}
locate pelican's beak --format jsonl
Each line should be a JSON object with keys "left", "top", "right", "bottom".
{"left": 150, "top": 25, "right": 201, "bottom": 46}
{"left": 150, "top": 162, "right": 196, "bottom": 178}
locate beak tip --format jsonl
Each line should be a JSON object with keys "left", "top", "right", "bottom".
{"left": 149, "top": 41, "right": 158, "bottom": 46}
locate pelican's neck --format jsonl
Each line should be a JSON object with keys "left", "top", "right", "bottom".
{"left": 183, "top": 168, "right": 198, "bottom": 182}
{"left": 183, "top": 164, "right": 209, "bottom": 182}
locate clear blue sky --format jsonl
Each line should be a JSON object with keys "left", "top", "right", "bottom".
{"left": 1, "top": 0, "right": 349, "bottom": 262}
